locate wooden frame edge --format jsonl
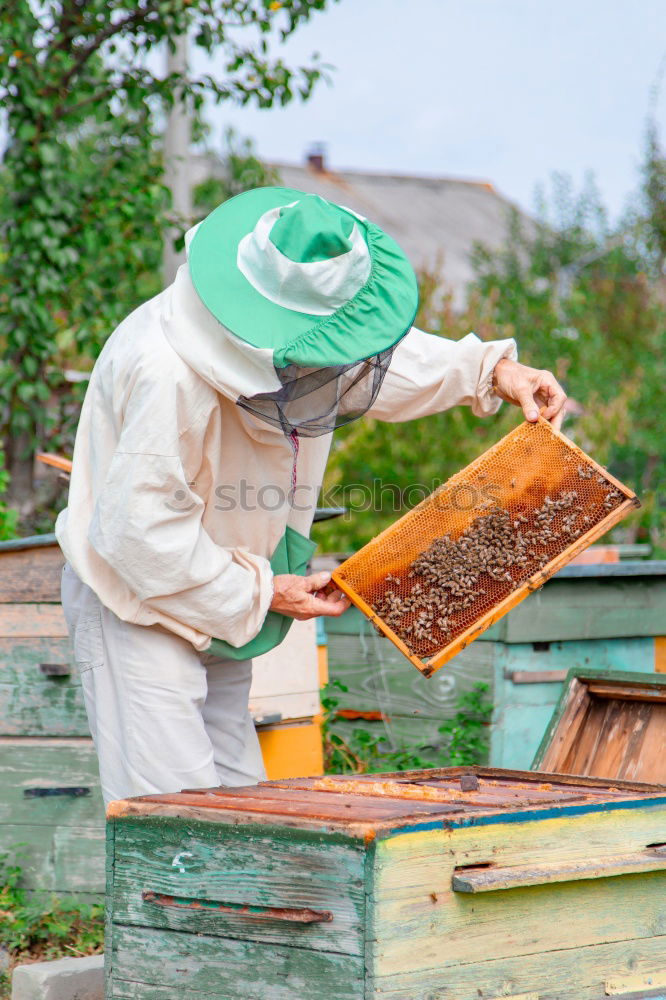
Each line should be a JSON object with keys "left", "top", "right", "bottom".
{"left": 532, "top": 667, "right": 666, "bottom": 772}
{"left": 330, "top": 574, "right": 429, "bottom": 674}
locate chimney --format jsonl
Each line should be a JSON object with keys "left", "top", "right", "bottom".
{"left": 306, "top": 142, "right": 327, "bottom": 173}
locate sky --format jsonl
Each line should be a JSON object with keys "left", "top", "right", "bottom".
{"left": 196, "top": 0, "right": 666, "bottom": 221}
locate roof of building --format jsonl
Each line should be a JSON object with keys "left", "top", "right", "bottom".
{"left": 190, "top": 153, "right": 529, "bottom": 307}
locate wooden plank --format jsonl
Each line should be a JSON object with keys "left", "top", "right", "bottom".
{"left": 605, "top": 971, "right": 666, "bottom": 995}
{"left": 112, "top": 988, "right": 355, "bottom": 1000}
{"left": 0, "top": 739, "right": 104, "bottom": 825}
{"left": 507, "top": 670, "right": 568, "bottom": 683}
{"left": 620, "top": 705, "right": 666, "bottom": 784}
{"left": 370, "top": 934, "right": 666, "bottom": 999}
{"left": 494, "top": 576, "right": 666, "bottom": 643}
{"left": 370, "top": 802, "right": 666, "bottom": 893}
{"left": 452, "top": 850, "right": 666, "bottom": 892}
{"left": 0, "top": 681, "right": 89, "bottom": 737}
{"left": 586, "top": 683, "right": 666, "bottom": 702}
{"left": 369, "top": 808, "right": 666, "bottom": 976}
{"left": 111, "top": 817, "right": 365, "bottom": 955}
{"left": 500, "top": 638, "right": 656, "bottom": 679}
{"left": 109, "top": 924, "right": 364, "bottom": 999}
{"left": 560, "top": 697, "right": 611, "bottom": 775}
{"left": 320, "top": 764, "right": 666, "bottom": 794}
{"left": 283, "top": 770, "right": 639, "bottom": 799}
{"left": 140, "top": 787, "right": 463, "bottom": 823}
{"left": 0, "top": 636, "right": 90, "bottom": 736}
{"left": 250, "top": 690, "right": 320, "bottom": 721}
{"left": 0, "top": 545, "right": 64, "bottom": 603}
{"left": 0, "top": 604, "right": 68, "bottom": 637}
{"left": 0, "top": 822, "right": 105, "bottom": 894}
{"left": 556, "top": 559, "right": 666, "bottom": 577}
{"left": 306, "top": 775, "right": 618, "bottom": 810}
{"left": 569, "top": 699, "right": 664, "bottom": 784}
{"left": 536, "top": 677, "right": 590, "bottom": 772}
{"left": 108, "top": 798, "right": 375, "bottom": 836}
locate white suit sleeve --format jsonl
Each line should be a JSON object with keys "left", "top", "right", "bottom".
{"left": 86, "top": 373, "right": 273, "bottom": 648}
{"left": 366, "top": 328, "right": 518, "bottom": 422}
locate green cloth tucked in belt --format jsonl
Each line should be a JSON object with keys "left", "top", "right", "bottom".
{"left": 208, "top": 526, "right": 317, "bottom": 660}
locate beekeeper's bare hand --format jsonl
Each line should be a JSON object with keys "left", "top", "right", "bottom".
{"left": 493, "top": 358, "right": 567, "bottom": 431}
{"left": 270, "top": 571, "right": 350, "bottom": 620}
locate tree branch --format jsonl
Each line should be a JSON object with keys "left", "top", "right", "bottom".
{"left": 52, "top": 83, "right": 119, "bottom": 121}
{"left": 51, "top": 3, "right": 162, "bottom": 95}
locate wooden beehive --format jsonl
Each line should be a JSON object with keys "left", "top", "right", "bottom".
{"left": 534, "top": 668, "right": 666, "bottom": 782}
{"left": 106, "top": 767, "right": 666, "bottom": 1000}
{"left": 332, "top": 417, "right": 638, "bottom": 676}
{"left": 0, "top": 534, "right": 106, "bottom": 898}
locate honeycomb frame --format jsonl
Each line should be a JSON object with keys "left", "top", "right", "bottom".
{"left": 331, "top": 417, "right": 639, "bottom": 677}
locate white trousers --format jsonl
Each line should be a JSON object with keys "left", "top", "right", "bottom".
{"left": 61, "top": 563, "right": 266, "bottom": 805}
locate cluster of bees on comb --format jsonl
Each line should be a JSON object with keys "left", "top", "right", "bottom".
{"left": 371, "top": 464, "right": 624, "bottom": 657}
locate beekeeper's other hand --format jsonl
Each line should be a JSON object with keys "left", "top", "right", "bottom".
{"left": 492, "top": 358, "right": 567, "bottom": 431}
{"left": 270, "top": 571, "right": 350, "bottom": 620}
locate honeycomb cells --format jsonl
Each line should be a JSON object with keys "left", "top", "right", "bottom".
{"left": 334, "top": 421, "right": 633, "bottom": 669}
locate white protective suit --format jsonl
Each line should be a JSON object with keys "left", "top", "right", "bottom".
{"left": 56, "top": 255, "right": 516, "bottom": 802}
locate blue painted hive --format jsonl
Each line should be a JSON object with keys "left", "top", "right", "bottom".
{"left": 106, "top": 768, "right": 666, "bottom": 999}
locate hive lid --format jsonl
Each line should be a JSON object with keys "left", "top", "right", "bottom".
{"left": 533, "top": 669, "right": 666, "bottom": 783}
{"left": 0, "top": 533, "right": 59, "bottom": 553}
{"left": 108, "top": 767, "right": 666, "bottom": 837}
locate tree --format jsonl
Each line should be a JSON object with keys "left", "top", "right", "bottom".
{"left": 313, "top": 170, "right": 666, "bottom": 556}
{"left": 0, "top": 0, "right": 334, "bottom": 512}
{"left": 641, "top": 120, "right": 666, "bottom": 284}
{"left": 193, "top": 126, "right": 282, "bottom": 221}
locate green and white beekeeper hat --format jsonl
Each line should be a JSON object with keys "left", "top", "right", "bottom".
{"left": 188, "top": 186, "right": 418, "bottom": 437}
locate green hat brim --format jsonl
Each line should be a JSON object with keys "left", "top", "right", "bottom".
{"left": 188, "top": 186, "right": 418, "bottom": 369}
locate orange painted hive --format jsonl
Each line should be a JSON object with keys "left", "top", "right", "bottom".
{"left": 331, "top": 417, "right": 639, "bottom": 676}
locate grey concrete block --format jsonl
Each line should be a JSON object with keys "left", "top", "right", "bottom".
{"left": 12, "top": 954, "right": 103, "bottom": 1000}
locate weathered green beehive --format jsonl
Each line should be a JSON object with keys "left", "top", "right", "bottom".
{"left": 106, "top": 768, "right": 666, "bottom": 1000}
{"left": 0, "top": 534, "right": 106, "bottom": 898}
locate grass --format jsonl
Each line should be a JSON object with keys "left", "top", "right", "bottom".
{"left": 0, "top": 851, "right": 104, "bottom": 999}
{"left": 322, "top": 680, "right": 493, "bottom": 773}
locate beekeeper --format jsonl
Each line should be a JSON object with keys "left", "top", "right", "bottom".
{"left": 56, "top": 187, "right": 566, "bottom": 804}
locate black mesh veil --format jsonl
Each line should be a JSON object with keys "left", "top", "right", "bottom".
{"left": 236, "top": 347, "right": 396, "bottom": 437}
